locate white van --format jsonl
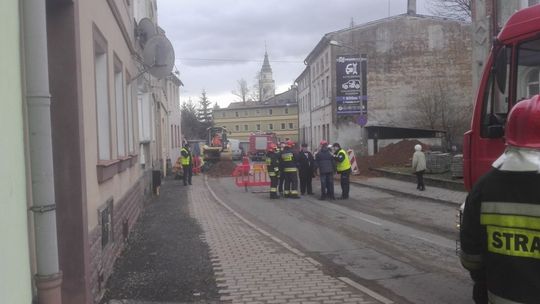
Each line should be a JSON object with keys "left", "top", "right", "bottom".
{"left": 228, "top": 138, "right": 242, "bottom": 160}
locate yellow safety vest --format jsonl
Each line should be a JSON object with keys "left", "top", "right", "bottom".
{"left": 336, "top": 149, "right": 351, "bottom": 172}
{"left": 181, "top": 148, "right": 191, "bottom": 166}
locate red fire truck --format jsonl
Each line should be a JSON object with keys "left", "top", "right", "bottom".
{"left": 464, "top": 4, "right": 540, "bottom": 190}
{"left": 248, "top": 132, "right": 278, "bottom": 161}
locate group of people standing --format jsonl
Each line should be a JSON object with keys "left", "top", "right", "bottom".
{"left": 265, "top": 139, "right": 352, "bottom": 200}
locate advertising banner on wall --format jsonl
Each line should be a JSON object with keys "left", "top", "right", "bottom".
{"left": 335, "top": 55, "right": 367, "bottom": 116}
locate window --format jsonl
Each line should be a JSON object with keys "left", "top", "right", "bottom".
{"left": 527, "top": 69, "right": 540, "bottom": 97}
{"left": 235, "top": 111, "right": 239, "bottom": 117}
{"left": 326, "top": 123, "right": 330, "bottom": 141}
{"left": 326, "top": 76, "right": 330, "bottom": 98}
{"left": 481, "top": 46, "right": 511, "bottom": 138}
{"left": 322, "top": 124, "right": 326, "bottom": 140}
{"left": 94, "top": 34, "right": 111, "bottom": 160}
{"left": 256, "top": 124, "right": 260, "bottom": 131}
{"left": 281, "top": 123, "right": 285, "bottom": 129}
{"left": 268, "top": 123, "right": 273, "bottom": 130}
{"left": 285, "top": 108, "right": 289, "bottom": 114}
{"left": 126, "top": 78, "right": 134, "bottom": 154}
{"left": 289, "top": 123, "right": 293, "bottom": 129}
{"left": 244, "top": 110, "right": 248, "bottom": 116}
{"left": 256, "top": 110, "right": 260, "bottom": 114}
{"left": 269, "top": 109, "right": 273, "bottom": 115}
{"left": 235, "top": 125, "right": 239, "bottom": 131}
{"left": 244, "top": 124, "right": 248, "bottom": 131}
{"left": 222, "top": 112, "right": 226, "bottom": 117}
{"left": 99, "top": 199, "right": 113, "bottom": 249}
{"left": 114, "top": 60, "right": 126, "bottom": 157}
{"left": 321, "top": 79, "right": 325, "bottom": 100}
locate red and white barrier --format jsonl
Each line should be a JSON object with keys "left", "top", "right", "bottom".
{"left": 347, "top": 149, "right": 360, "bottom": 175}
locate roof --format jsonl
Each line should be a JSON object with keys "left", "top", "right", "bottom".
{"left": 261, "top": 51, "right": 272, "bottom": 73}
{"left": 220, "top": 88, "right": 297, "bottom": 110}
{"left": 498, "top": 4, "right": 540, "bottom": 42}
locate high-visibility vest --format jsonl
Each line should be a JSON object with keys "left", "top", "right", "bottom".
{"left": 181, "top": 148, "right": 191, "bottom": 166}
{"left": 336, "top": 149, "right": 351, "bottom": 172}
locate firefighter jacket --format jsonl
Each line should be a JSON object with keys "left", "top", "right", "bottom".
{"left": 334, "top": 149, "right": 351, "bottom": 173}
{"left": 266, "top": 151, "right": 280, "bottom": 177}
{"left": 460, "top": 168, "right": 540, "bottom": 304}
{"left": 181, "top": 148, "right": 192, "bottom": 166}
{"left": 279, "top": 147, "right": 298, "bottom": 173}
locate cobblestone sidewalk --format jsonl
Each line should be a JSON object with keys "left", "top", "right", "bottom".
{"left": 189, "top": 176, "right": 384, "bottom": 304}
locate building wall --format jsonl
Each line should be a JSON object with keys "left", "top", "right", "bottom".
{"left": 213, "top": 106, "right": 299, "bottom": 141}
{"left": 167, "top": 78, "right": 182, "bottom": 167}
{"left": 77, "top": 0, "right": 143, "bottom": 301}
{"left": 0, "top": 1, "right": 33, "bottom": 303}
{"left": 301, "top": 14, "right": 472, "bottom": 151}
{"left": 297, "top": 69, "right": 311, "bottom": 147}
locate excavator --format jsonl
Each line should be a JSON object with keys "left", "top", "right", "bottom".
{"left": 202, "top": 126, "right": 232, "bottom": 162}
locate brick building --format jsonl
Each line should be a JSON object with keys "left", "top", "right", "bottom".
{"left": 297, "top": 3, "right": 472, "bottom": 153}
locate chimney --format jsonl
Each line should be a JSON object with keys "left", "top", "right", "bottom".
{"left": 407, "top": 0, "right": 417, "bottom": 15}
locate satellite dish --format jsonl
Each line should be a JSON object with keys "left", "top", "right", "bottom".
{"left": 142, "top": 35, "right": 175, "bottom": 79}
{"left": 136, "top": 18, "right": 157, "bottom": 46}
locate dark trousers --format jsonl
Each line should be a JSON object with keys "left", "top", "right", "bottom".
{"left": 320, "top": 173, "right": 334, "bottom": 199}
{"left": 415, "top": 170, "right": 425, "bottom": 190}
{"left": 299, "top": 169, "right": 313, "bottom": 195}
{"left": 284, "top": 171, "right": 299, "bottom": 197}
{"left": 278, "top": 173, "right": 285, "bottom": 194}
{"left": 269, "top": 175, "right": 279, "bottom": 199}
{"left": 182, "top": 165, "right": 192, "bottom": 185}
{"left": 339, "top": 170, "right": 350, "bottom": 199}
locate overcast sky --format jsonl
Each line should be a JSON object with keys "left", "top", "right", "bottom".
{"left": 158, "top": 0, "right": 430, "bottom": 108}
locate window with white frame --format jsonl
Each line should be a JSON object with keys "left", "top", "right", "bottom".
{"left": 94, "top": 34, "right": 111, "bottom": 161}
{"left": 527, "top": 69, "right": 540, "bottom": 97}
{"left": 114, "top": 59, "right": 126, "bottom": 157}
{"left": 126, "top": 76, "right": 134, "bottom": 154}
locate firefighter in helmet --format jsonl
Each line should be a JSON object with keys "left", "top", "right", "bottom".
{"left": 460, "top": 96, "right": 540, "bottom": 304}
{"left": 280, "top": 140, "right": 299, "bottom": 198}
{"left": 266, "top": 143, "right": 280, "bottom": 199}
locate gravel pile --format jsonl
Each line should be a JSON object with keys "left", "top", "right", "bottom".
{"left": 356, "top": 139, "right": 428, "bottom": 176}
{"left": 205, "top": 160, "right": 238, "bottom": 177}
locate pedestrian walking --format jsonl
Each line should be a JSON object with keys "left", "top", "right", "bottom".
{"left": 412, "top": 144, "right": 426, "bottom": 191}
{"left": 180, "top": 143, "right": 193, "bottom": 186}
{"left": 332, "top": 143, "right": 351, "bottom": 199}
{"left": 280, "top": 140, "right": 299, "bottom": 198}
{"left": 265, "top": 143, "right": 280, "bottom": 199}
{"left": 298, "top": 143, "right": 315, "bottom": 195}
{"left": 460, "top": 96, "right": 540, "bottom": 304}
{"left": 315, "top": 140, "right": 335, "bottom": 200}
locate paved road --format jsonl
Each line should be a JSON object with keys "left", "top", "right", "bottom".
{"left": 207, "top": 176, "right": 473, "bottom": 304}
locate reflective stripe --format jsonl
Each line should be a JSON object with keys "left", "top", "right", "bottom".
{"left": 482, "top": 202, "right": 540, "bottom": 217}
{"left": 284, "top": 191, "right": 290, "bottom": 194}
{"left": 459, "top": 251, "right": 483, "bottom": 270}
{"left": 291, "top": 190, "right": 299, "bottom": 195}
{"left": 269, "top": 172, "right": 276, "bottom": 177}
{"left": 486, "top": 225, "right": 540, "bottom": 259}
{"left": 281, "top": 153, "right": 294, "bottom": 161}
{"left": 270, "top": 187, "right": 277, "bottom": 192}
{"left": 284, "top": 168, "right": 297, "bottom": 172}
{"left": 481, "top": 214, "right": 540, "bottom": 231}
{"left": 488, "top": 291, "right": 525, "bottom": 304}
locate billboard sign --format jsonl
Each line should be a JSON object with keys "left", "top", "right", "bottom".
{"left": 335, "top": 55, "right": 367, "bottom": 116}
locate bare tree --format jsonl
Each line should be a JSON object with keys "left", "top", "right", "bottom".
{"left": 413, "top": 80, "right": 472, "bottom": 149}
{"left": 249, "top": 72, "right": 261, "bottom": 102}
{"left": 232, "top": 78, "right": 250, "bottom": 104}
{"left": 427, "top": 0, "right": 471, "bottom": 21}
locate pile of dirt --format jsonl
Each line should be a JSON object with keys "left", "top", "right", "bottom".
{"left": 205, "top": 160, "right": 238, "bottom": 177}
{"left": 356, "top": 139, "right": 428, "bottom": 176}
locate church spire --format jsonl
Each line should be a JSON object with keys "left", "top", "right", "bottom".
{"left": 259, "top": 48, "right": 275, "bottom": 102}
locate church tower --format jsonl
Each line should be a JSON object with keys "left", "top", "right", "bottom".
{"left": 259, "top": 51, "right": 275, "bottom": 102}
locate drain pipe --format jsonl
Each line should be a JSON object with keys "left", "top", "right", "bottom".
{"left": 22, "top": 0, "right": 63, "bottom": 303}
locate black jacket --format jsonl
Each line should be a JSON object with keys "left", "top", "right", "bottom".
{"left": 297, "top": 150, "right": 315, "bottom": 173}
{"left": 315, "top": 147, "right": 335, "bottom": 174}
{"left": 266, "top": 151, "right": 280, "bottom": 176}
{"left": 460, "top": 168, "right": 540, "bottom": 303}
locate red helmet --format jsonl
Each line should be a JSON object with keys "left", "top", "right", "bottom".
{"left": 320, "top": 140, "right": 328, "bottom": 146}
{"left": 286, "top": 140, "right": 295, "bottom": 147}
{"left": 505, "top": 95, "right": 540, "bottom": 149}
{"left": 268, "top": 143, "right": 277, "bottom": 152}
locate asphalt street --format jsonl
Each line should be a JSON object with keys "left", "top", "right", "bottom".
{"left": 207, "top": 176, "right": 473, "bottom": 304}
